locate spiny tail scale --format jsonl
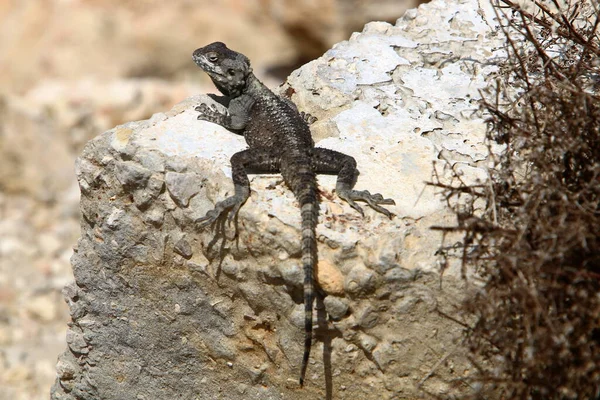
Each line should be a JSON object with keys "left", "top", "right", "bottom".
{"left": 283, "top": 156, "right": 318, "bottom": 387}
{"left": 299, "top": 192, "right": 317, "bottom": 387}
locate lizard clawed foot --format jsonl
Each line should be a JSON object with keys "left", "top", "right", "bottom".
{"left": 195, "top": 103, "right": 227, "bottom": 123}
{"left": 337, "top": 187, "right": 396, "bottom": 219}
{"left": 196, "top": 187, "right": 250, "bottom": 230}
{"left": 196, "top": 197, "right": 244, "bottom": 230}
{"left": 300, "top": 111, "right": 317, "bottom": 125}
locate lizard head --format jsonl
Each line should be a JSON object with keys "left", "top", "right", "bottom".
{"left": 193, "top": 42, "right": 252, "bottom": 97}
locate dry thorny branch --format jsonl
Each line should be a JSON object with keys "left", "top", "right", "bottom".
{"left": 431, "top": 1, "right": 600, "bottom": 399}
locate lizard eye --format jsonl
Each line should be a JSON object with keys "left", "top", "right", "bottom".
{"left": 207, "top": 53, "right": 218, "bottom": 62}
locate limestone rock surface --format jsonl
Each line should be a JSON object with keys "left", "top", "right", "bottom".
{"left": 51, "top": 1, "right": 503, "bottom": 399}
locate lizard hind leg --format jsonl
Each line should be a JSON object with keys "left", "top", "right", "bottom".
{"left": 195, "top": 184, "right": 249, "bottom": 229}
{"left": 196, "top": 148, "right": 281, "bottom": 230}
{"left": 336, "top": 185, "right": 395, "bottom": 218}
{"left": 312, "top": 147, "right": 396, "bottom": 218}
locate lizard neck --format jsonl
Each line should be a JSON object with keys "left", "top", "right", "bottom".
{"left": 244, "top": 73, "right": 268, "bottom": 97}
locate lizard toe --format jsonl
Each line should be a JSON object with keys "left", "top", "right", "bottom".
{"left": 227, "top": 202, "right": 243, "bottom": 226}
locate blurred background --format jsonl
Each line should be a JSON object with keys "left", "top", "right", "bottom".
{"left": 0, "top": 0, "right": 425, "bottom": 398}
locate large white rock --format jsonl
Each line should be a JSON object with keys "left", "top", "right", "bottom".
{"left": 52, "top": 1, "right": 504, "bottom": 399}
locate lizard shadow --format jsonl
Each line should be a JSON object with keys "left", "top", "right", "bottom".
{"left": 203, "top": 211, "right": 242, "bottom": 284}
{"left": 206, "top": 93, "right": 230, "bottom": 107}
{"left": 203, "top": 210, "right": 344, "bottom": 398}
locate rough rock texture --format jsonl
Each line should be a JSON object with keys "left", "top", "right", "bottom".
{"left": 0, "top": 79, "right": 200, "bottom": 400}
{"left": 51, "top": 0, "right": 502, "bottom": 399}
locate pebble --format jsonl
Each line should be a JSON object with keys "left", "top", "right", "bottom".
{"left": 66, "top": 328, "right": 88, "bottom": 354}
{"left": 345, "top": 265, "right": 378, "bottom": 296}
{"left": 316, "top": 259, "right": 345, "bottom": 295}
{"left": 165, "top": 171, "right": 201, "bottom": 207}
{"left": 358, "top": 333, "right": 378, "bottom": 352}
{"left": 55, "top": 359, "right": 76, "bottom": 380}
{"left": 323, "top": 296, "right": 349, "bottom": 320}
{"left": 115, "top": 161, "right": 151, "bottom": 190}
{"left": 357, "top": 305, "right": 380, "bottom": 329}
{"left": 174, "top": 237, "right": 193, "bottom": 259}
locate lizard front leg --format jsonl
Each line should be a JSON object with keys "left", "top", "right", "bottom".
{"left": 196, "top": 95, "right": 255, "bottom": 131}
{"left": 197, "top": 148, "right": 280, "bottom": 228}
{"left": 312, "top": 148, "right": 395, "bottom": 218}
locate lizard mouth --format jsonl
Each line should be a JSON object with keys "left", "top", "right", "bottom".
{"left": 192, "top": 53, "right": 210, "bottom": 70}
{"left": 192, "top": 54, "right": 227, "bottom": 80}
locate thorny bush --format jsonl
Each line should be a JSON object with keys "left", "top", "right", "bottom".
{"left": 433, "top": 1, "right": 600, "bottom": 399}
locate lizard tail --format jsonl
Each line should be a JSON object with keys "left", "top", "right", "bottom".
{"left": 294, "top": 171, "right": 318, "bottom": 387}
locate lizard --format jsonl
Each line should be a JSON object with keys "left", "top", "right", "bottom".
{"left": 192, "top": 42, "right": 395, "bottom": 387}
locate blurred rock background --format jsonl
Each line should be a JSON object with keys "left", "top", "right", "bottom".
{"left": 0, "top": 1, "right": 425, "bottom": 399}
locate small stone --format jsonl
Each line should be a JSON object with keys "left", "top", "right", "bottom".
{"left": 367, "top": 234, "right": 403, "bottom": 274}
{"left": 221, "top": 261, "right": 243, "bottom": 280}
{"left": 105, "top": 207, "right": 124, "bottom": 229}
{"left": 66, "top": 328, "right": 89, "bottom": 355}
{"left": 357, "top": 305, "right": 379, "bottom": 329}
{"left": 165, "top": 171, "right": 201, "bottom": 207}
{"left": 146, "top": 175, "right": 165, "bottom": 197}
{"left": 187, "top": 261, "right": 209, "bottom": 275}
{"left": 56, "top": 359, "right": 77, "bottom": 380}
{"left": 288, "top": 303, "right": 306, "bottom": 329}
{"left": 144, "top": 207, "right": 165, "bottom": 227}
{"left": 133, "top": 190, "right": 153, "bottom": 210}
{"left": 345, "top": 265, "right": 378, "bottom": 296}
{"left": 362, "top": 21, "right": 391, "bottom": 34}
{"left": 165, "top": 158, "right": 188, "bottom": 173}
{"left": 323, "top": 296, "right": 349, "bottom": 320}
{"left": 278, "top": 263, "right": 303, "bottom": 287}
{"left": 384, "top": 267, "right": 414, "bottom": 283}
{"left": 59, "top": 377, "right": 75, "bottom": 392}
{"left": 403, "top": 8, "right": 418, "bottom": 20}
{"left": 174, "top": 238, "right": 193, "bottom": 259}
{"left": 316, "top": 259, "right": 344, "bottom": 295}
{"left": 115, "top": 161, "right": 151, "bottom": 190}
{"left": 136, "top": 150, "right": 165, "bottom": 172}
{"left": 372, "top": 342, "right": 398, "bottom": 372}
{"left": 415, "top": 15, "right": 429, "bottom": 27}
{"left": 344, "top": 344, "right": 357, "bottom": 353}
{"left": 133, "top": 176, "right": 163, "bottom": 209}
{"left": 358, "top": 333, "right": 378, "bottom": 352}
{"left": 285, "top": 378, "right": 301, "bottom": 389}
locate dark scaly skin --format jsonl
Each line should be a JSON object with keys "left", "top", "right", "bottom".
{"left": 192, "top": 42, "right": 395, "bottom": 387}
